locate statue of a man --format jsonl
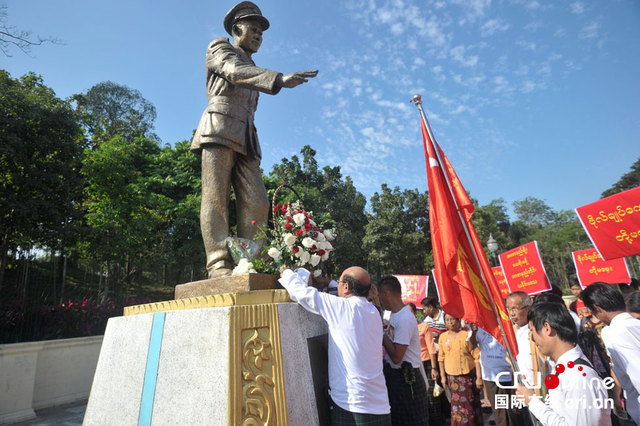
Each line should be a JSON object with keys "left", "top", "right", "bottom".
{"left": 191, "top": 1, "right": 317, "bottom": 278}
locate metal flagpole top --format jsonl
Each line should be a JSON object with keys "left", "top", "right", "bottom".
{"left": 410, "top": 94, "right": 423, "bottom": 106}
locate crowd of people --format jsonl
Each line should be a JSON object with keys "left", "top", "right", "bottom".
{"left": 279, "top": 267, "right": 640, "bottom": 426}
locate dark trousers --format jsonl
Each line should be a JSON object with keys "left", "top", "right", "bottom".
{"left": 422, "top": 361, "right": 443, "bottom": 426}
{"left": 330, "top": 399, "right": 391, "bottom": 426}
{"left": 484, "top": 379, "right": 519, "bottom": 426}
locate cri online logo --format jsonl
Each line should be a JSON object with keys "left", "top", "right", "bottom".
{"left": 544, "top": 361, "right": 587, "bottom": 389}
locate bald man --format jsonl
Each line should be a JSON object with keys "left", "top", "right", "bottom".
{"left": 280, "top": 267, "right": 391, "bottom": 425}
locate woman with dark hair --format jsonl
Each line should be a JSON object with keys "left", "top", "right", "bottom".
{"left": 438, "top": 313, "right": 482, "bottom": 426}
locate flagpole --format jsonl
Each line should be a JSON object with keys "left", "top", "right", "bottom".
{"left": 411, "top": 94, "right": 520, "bottom": 371}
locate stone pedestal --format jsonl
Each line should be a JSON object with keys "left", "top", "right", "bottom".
{"left": 83, "top": 290, "right": 328, "bottom": 425}
{"left": 174, "top": 273, "right": 280, "bottom": 299}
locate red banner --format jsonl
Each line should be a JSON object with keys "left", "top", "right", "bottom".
{"left": 394, "top": 275, "right": 429, "bottom": 305}
{"left": 499, "top": 241, "right": 551, "bottom": 296}
{"left": 492, "top": 266, "right": 511, "bottom": 300}
{"left": 571, "top": 248, "right": 631, "bottom": 288}
{"left": 575, "top": 186, "right": 640, "bottom": 260}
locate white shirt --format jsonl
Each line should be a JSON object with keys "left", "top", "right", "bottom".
{"left": 475, "top": 328, "right": 513, "bottom": 382}
{"left": 528, "top": 346, "right": 611, "bottom": 426}
{"left": 515, "top": 324, "right": 535, "bottom": 385}
{"left": 601, "top": 312, "right": 640, "bottom": 425}
{"left": 569, "top": 310, "right": 581, "bottom": 333}
{"left": 384, "top": 305, "right": 422, "bottom": 369}
{"left": 425, "top": 309, "right": 446, "bottom": 351}
{"left": 279, "top": 269, "right": 390, "bottom": 415}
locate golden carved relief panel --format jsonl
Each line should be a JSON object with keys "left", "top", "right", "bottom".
{"left": 229, "top": 304, "right": 288, "bottom": 425}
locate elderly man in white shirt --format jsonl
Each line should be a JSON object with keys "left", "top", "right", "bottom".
{"left": 506, "top": 292, "right": 535, "bottom": 386}
{"left": 516, "top": 303, "right": 611, "bottom": 426}
{"left": 581, "top": 282, "right": 640, "bottom": 425}
{"left": 279, "top": 266, "right": 391, "bottom": 425}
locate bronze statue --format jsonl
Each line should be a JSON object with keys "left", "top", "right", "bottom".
{"left": 191, "top": 1, "right": 318, "bottom": 278}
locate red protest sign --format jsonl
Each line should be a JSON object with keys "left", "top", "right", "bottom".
{"left": 394, "top": 275, "right": 429, "bottom": 305}
{"left": 571, "top": 248, "right": 631, "bottom": 288}
{"left": 499, "top": 241, "right": 551, "bottom": 296}
{"left": 575, "top": 186, "right": 640, "bottom": 260}
{"left": 491, "top": 266, "right": 511, "bottom": 300}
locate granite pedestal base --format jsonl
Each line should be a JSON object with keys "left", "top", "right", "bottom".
{"left": 83, "top": 290, "right": 328, "bottom": 425}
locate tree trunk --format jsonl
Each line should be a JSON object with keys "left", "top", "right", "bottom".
{"left": 101, "top": 263, "right": 110, "bottom": 304}
{"left": 51, "top": 249, "right": 58, "bottom": 302}
{"left": 60, "top": 253, "right": 68, "bottom": 303}
{"left": 0, "top": 230, "right": 11, "bottom": 294}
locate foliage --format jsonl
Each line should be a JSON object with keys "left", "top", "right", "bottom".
{"left": 601, "top": 157, "right": 640, "bottom": 198}
{"left": 73, "top": 81, "right": 158, "bottom": 144}
{"left": 0, "top": 297, "right": 149, "bottom": 343}
{"left": 363, "top": 184, "right": 430, "bottom": 280}
{"left": 0, "top": 71, "right": 84, "bottom": 290}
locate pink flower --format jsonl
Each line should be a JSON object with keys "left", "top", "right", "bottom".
{"left": 251, "top": 220, "right": 256, "bottom": 225}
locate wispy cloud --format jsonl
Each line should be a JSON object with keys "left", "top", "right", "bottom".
{"left": 480, "top": 19, "right": 510, "bottom": 37}
{"left": 570, "top": 2, "right": 585, "bottom": 15}
{"left": 578, "top": 22, "right": 599, "bottom": 40}
{"left": 450, "top": 45, "right": 479, "bottom": 67}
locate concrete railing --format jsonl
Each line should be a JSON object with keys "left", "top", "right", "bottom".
{"left": 0, "top": 335, "right": 103, "bottom": 424}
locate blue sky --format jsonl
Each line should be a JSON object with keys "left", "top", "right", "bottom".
{"left": 3, "top": 0, "right": 639, "bottom": 215}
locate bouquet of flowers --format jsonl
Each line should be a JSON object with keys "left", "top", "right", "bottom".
{"left": 265, "top": 200, "right": 336, "bottom": 277}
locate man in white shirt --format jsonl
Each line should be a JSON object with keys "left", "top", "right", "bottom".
{"left": 378, "top": 276, "right": 429, "bottom": 426}
{"left": 581, "top": 282, "right": 640, "bottom": 425}
{"left": 279, "top": 267, "right": 391, "bottom": 425}
{"left": 474, "top": 327, "right": 518, "bottom": 426}
{"left": 516, "top": 303, "right": 611, "bottom": 426}
{"left": 506, "top": 292, "right": 534, "bottom": 386}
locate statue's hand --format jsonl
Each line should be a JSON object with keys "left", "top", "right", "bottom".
{"left": 280, "top": 70, "right": 319, "bottom": 88}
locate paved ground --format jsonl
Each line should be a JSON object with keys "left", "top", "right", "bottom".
{"left": 13, "top": 400, "right": 496, "bottom": 425}
{"left": 14, "top": 401, "right": 86, "bottom": 426}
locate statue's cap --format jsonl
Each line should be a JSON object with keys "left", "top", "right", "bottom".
{"left": 224, "top": 2, "right": 270, "bottom": 36}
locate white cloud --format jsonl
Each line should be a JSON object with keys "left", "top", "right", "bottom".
{"left": 450, "top": 0, "right": 491, "bottom": 23}
{"left": 516, "top": 40, "right": 537, "bottom": 51}
{"left": 570, "top": 2, "right": 585, "bottom": 15}
{"left": 579, "top": 22, "right": 599, "bottom": 40}
{"left": 450, "top": 45, "right": 479, "bottom": 67}
{"left": 480, "top": 19, "right": 510, "bottom": 37}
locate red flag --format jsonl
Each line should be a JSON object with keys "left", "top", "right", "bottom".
{"left": 421, "top": 114, "right": 518, "bottom": 356}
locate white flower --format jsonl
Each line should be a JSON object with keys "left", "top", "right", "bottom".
{"left": 232, "top": 258, "right": 254, "bottom": 275}
{"left": 283, "top": 233, "right": 296, "bottom": 246}
{"left": 319, "top": 241, "right": 332, "bottom": 251}
{"left": 321, "top": 252, "right": 329, "bottom": 261}
{"left": 302, "top": 237, "right": 316, "bottom": 248}
{"left": 298, "top": 250, "right": 310, "bottom": 264}
{"left": 293, "top": 213, "right": 306, "bottom": 226}
{"left": 267, "top": 247, "right": 281, "bottom": 260}
{"left": 316, "top": 232, "right": 326, "bottom": 242}
{"left": 313, "top": 269, "right": 322, "bottom": 277}
{"left": 323, "top": 229, "right": 335, "bottom": 241}
{"left": 310, "top": 254, "right": 321, "bottom": 267}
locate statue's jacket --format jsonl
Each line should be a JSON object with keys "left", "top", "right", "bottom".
{"left": 191, "top": 37, "right": 282, "bottom": 160}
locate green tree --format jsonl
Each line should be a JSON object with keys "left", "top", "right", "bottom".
{"left": 79, "top": 135, "right": 166, "bottom": 300}
{"left": 73, "top": 81, "right": 157, "bottom": 145}
{"left": 601, "top": 157, "right": 640, "bottom": 198}
{"left": 363, "top": 184, "right": 430, "bottom": 280}
{"left": 0, "top": 71, "right": 83, "bottom": 294}
{"left": 147, "top": 140, "right": 205, "bottom": 285}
